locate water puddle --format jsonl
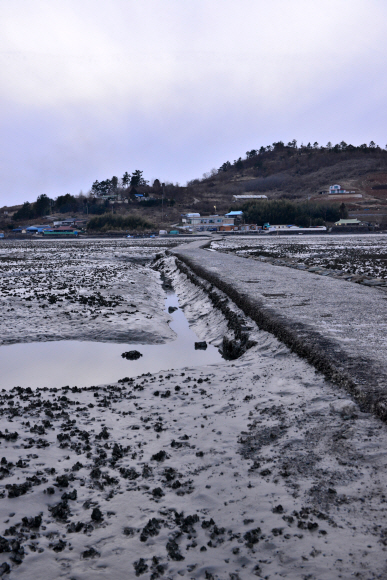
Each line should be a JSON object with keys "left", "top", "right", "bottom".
{"left": 0, "top": 293, "right": 223, "bottom": 390}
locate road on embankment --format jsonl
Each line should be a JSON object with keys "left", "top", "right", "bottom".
{"left": 171, "top": 239, "right": 387, "bottom": 422}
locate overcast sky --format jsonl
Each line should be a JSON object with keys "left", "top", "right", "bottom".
{"left": 1, "top": 0, "right": 387, "bottom": 206}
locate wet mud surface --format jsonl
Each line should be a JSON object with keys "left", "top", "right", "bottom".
{"left": 212, "top": 234, "right": 387, "bottom": 284}
{"left": 1, "top": 342, "right": 387, "bottom": 579}
{"left": 0, "top": 240, "right": 181, "bottom": 346}
{"left": 1, "top": 239, "right": 387, "bottom": 578}
{"left": 172, "top": 238, "right": 387, "bottom": 423}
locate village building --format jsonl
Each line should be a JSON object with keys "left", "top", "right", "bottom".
{"left": 181, "top": 213, "right": 235, "bottom": 231}
{"left": 232, "top": 194, "right": 268, "bottom": 202}
{"left": 334, "top": 219, "right": 362, "bottom": 226}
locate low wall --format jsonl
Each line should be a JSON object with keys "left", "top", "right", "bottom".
{"left": 171, "top": 240, "right": 387, "bottom": 422}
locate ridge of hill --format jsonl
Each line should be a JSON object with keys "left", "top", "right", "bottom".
{"left": 3, "top": 142, "right": 387, "bottom": 230}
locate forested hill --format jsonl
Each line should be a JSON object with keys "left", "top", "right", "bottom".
{"left": 184, "top": 140, "right": 387, "bottom": 215}
{"left": 5, "top": 141, "right": 387, "bottom": 229}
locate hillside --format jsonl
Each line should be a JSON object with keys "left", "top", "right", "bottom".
{"left": 3, "top": 141, "right": 387, "bottom": 230}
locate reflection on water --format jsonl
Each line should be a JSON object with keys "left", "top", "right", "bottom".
{"left": 0, "top": 293, "right": 223, "bottom": 389}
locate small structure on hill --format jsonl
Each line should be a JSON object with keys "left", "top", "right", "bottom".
{"left": 232, "top": 195, "right": 267, "bottom": 202}
{"left": 329, "top": 184, "right": 356, "bottom": 195}
{"left": 334, "top": 219, "right": 361, "bottom": 226}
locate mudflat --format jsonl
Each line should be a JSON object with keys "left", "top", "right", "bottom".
{"left": 0, "top": 238, "right": 387, "bottom": 579}
{"left": 173, "top": 235, "right": 387, "bottom": 422}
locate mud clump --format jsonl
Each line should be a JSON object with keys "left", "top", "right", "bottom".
{"left": 91, "top": 507, "right": 103, "bottom": 522}
{"left": 122, "top": 350, "right": 143, "bottom": 360}
{"left": 244, "top": 527, "right": 261, "bottom": 548}
{"left": 140, "top": 518, "right": 162, "bottom": 542}
{"left": 133, "top": 557, "right": 148, "bottom": 576}
{"left": 151, "top": 450, "right": 169, "bottom": 462}
{"left": 82, "top": 547, "right": 100, "bottom": 559}
{"left": 166, "top": 537, "right": 184, "bottom": 561}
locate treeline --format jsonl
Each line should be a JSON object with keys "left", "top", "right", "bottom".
{"left": 87, "top": 214, "right": 154, "bottom": 232}
{"left": 91, "top": 170, "right": 151, "bottom": 196}
{"left": 13, "top": 193, "right": 108, "bottom": 221}
{"left": 239, "top": 200, "right": 347, "bottom": 227}
{"left": 217, "top": 140, "right": 387, "bottom": 174}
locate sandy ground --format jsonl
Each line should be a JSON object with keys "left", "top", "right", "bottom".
{"left": 1, "top": 240, "right": 387, "bottom": 579}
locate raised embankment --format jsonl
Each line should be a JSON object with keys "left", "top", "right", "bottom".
{"left": 171, "top": 239, "right": 387, "bottom": 422}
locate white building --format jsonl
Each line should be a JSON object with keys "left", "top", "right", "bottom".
{"left": 181, "top": 213, "right": 234, "bottom": 231}
{"left": 329, "top": 184, "right": 355, "bottom": 195}
{"left": 232, "top": 195, "right": 267, "bottom": 201}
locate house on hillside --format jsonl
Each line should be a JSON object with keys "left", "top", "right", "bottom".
{"left": 329, "top": 184, "right": 356, "bottom": 195}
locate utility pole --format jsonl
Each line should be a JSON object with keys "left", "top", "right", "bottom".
{"left": 162, "top": 183, "right": 165, "bottom": 225}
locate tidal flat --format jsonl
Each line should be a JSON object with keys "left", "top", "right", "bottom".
{"left": 0, "top": 239, "right": 387, "bottom": 579}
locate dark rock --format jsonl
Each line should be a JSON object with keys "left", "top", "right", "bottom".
{"left": 96, "top": 426, "right": 109, "bottom": 440}
{"left": 195, "top": 341, "right": 207, "bottom": 350}
{"left": 61, "top": 489, "right": 77, "bottom": 501}
{"left": 152, "top": 487, "right": 164, "bottom": 499}
{"left": 21, "top": 515, "right": 41, "bottom": 528}
{"left": 49, "top": 539, "right": 66, "bottom": 552}
{"left": 0, "top": 562, "right": 10, "bottom": 575}
{"left": 55, "top": 474, "right": 69, "bottom": 488}
{"left": 133, "top": 558, "right": 148, "bottom": 576}
{"left": 122, "top": 351, "right": 143, "bottom": 360}
{"left": 49, "top": 500, "right": 70, "bottom": 521}
{"left": 6, "top": 482, "right": 31, "bottom": 498}
{"left": 202, "top": 519, "right": 215, "bottom": 529}
{"left": 244, "top": 527, "right": 261, "bottom": 547}
{"left": 67, "top": 522, "right": 84, "bottom": 533}
{"left": 272, "top": 504, "right": 284, "bottom": 513}
{"left": 166, "top": 538, "right": 184, "bottom": 561}
{"left": 140, "top": 518, "right": 161, "bottom": 542}
{"left": 120, "top": 467, "right": 140, "bottom": 480}
{"left": 151, "top": 450, "right": 169, "bottom": 462}
{"left": 91, "top": 507, "right": 103, "bottom": 522}
{"left": 82, "top": 547, "right": 100, "bottom": 558}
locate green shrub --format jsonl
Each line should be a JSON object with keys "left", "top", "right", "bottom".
{"left": 87, "top": 214, "right": 154, "bottom": 232}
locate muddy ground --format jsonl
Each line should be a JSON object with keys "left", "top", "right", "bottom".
{"left": 0, "top": 240, "right": 387, "bottom": 579}
{"left": 212, "top": 234, "right": 387, "bottom": 281}
{"left": 0, "top": 240, "right": 181, "bottom": 346}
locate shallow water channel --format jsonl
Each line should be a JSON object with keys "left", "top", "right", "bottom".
{"left": 0, "top": 293, "right": 223, "bottom": 389}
